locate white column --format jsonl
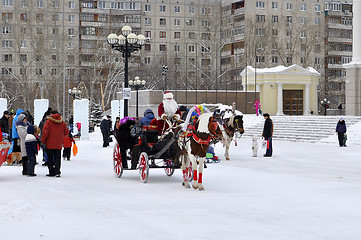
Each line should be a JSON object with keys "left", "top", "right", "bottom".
{"left": 276, "top": 83, "right": 284, "bottom": 115}
{"left": 256, "top": 84, "right": 260, "bottom": 92}
{"left": 0, "top": 98, "right": 7, "bottom": 117}
{"left": 352, "top": 0, "right": 361, "bottom": 64}
{"left": 304, "top": 83, "right": 310, "bottom": 115}
{"left": 34, "top": 99, "right": 49, "bottom": 126}
{"left": 73, "top": 99, "right": 89, "bottom": 140}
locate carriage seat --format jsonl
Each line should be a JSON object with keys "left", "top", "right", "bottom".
{"left": 142, "top": 125, "right": 158, "bottom": 147}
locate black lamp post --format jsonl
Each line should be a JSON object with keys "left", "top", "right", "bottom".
{"left": 107, "top": 26, "right": 146, "bottom": 117}
{"left": 129, "top": 76, "right": 146, "bottom": 118}
{"left": 320, "top": 98, "right": 330, "bottom": 116}
{"left": 162, "top": 65, "right": 168, "bottom": 91}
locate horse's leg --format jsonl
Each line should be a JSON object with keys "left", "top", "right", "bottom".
{"left": 190, "top": 154, "right": 198, "bottom": 189}
{"left": 181, "top": 154, "right": 190, "bottom": 188}
{"left": 225, "top": 136, "right": 231, "bottom": 160}
{"left": 198, "top": 157, "right": 205, "bottom": 191}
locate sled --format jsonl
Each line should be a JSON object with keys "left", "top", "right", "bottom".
{"left": 0, "top": 142, "right": 12, "bottom": 167}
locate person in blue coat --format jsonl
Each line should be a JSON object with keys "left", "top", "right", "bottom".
{"left": 12, "top": 109, "right": 24, "bottom": 153}
{"left": 139, "top": 109, "right": 155, "bottom": 127}
{"left": 336, "top": 118, "right": 347, "bottom": 147}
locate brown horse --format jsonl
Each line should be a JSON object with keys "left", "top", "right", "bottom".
{"left": 178, "top": 112, "right": 223, "bottom": 191}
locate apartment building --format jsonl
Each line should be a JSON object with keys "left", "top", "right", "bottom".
{"left": 324, "top": 0, "right": 353, "bottom": 106}
{"left": 1, "top": 0, "right": 80, "bottom": 105}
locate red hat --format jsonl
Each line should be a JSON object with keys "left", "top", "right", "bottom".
{"left": 163, "top": 91, "right": 173, "bottom": 99}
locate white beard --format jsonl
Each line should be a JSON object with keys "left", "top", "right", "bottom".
{"left": 163, "top": 99, "right": 178, "bottom": 118}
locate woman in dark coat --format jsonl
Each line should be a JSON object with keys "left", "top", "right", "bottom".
{"left": 116, "top": 117, "right": 136, "bottom": 169}
{"left": 336, "top": 118, "right": 347, "bottom": 147}
{"left": 262, "top": 113, "right": 273, "bottom": 157}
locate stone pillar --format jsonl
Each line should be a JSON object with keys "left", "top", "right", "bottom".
{"left": 345, "top": 0, "right": 361, "bottom": 116}
{"left": 276, "top": 83, "right": 284, "bottom": 115}
{"left": 304, "top": 83, "right": 310, "bottom": 115}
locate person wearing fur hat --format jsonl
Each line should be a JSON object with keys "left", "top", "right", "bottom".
{"left": 15, "top": 113, "right": 30, "bottom": 175}
{"left": 155, "top": 91, "right": 181, "bottom": 134}
{"left": 41, "top": 110, "right": 69, "bottom": 177}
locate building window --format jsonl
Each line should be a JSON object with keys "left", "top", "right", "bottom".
{"left": 37, "top": 0, "right": 43, "bottom": 8}
{"left": 286, "top": 16, "right": 292, "bottom": 24}
{"left": 174, "top": 32, "right": 180, "bottom": 39}
{"left": 20, "top": 0, "right": 27, "bottom": 7}
{"left": 201, "top": 33, "right": 211, "bottom": 40}
{"left": 36, "top": 68, "right": 43, "bottom": 76}
{"left": 20, "top": 13, "right": 28, "bottom": 21}
{"left": 201, "top": 7, "right": 210, "bottom": 15}
{"left": 300, "top": 57, "right": 306, "bottom": 64}
{"left": 301, "top": 17, "right": 306, "bottom": 24}
{"left": 144, "top": 57, "right": 150, "bottom": 64}
{"left": 2, "top": 26, "right": 13, "bottom": 34}
{"left": 51, "top": 55, "right": 57, "bottom": 63}
{"left": 51, "top": 68, "right": 57, "bottom": 76}
{"left": 68, "top": 15, "right": 74, "bottom": 22}
{"left": 189, "top": 6, "right": 195, "bottom": 14}
{"left": 20, "top": 68, "right": 25, "bottom": 75}
{"left": 2, "top": 68, "right": 12, "bottom": 75}
{"left": 315, "top": 17, "right": 320, "bottom": 25}
{"left": 159, "top": 31, "right": 166, "bottom": 38}
{"left": 315, "top": 5, "right": 321, "bottom": 12}
{"left": 189, "top": 32, "right": 195, "bottom": 39}
{"left": 174, "top": 19, "right": 180, "bottom": 26}
{"left": 301, "top": 4, "right": 306, "bottom": 11}
{"left": 1, "top": 40, "right": 12, "bottom": 48}
{"left": 68, "top": 42, "right": 74, "bottom": 49}
{"left": 188, "top": 45, "right": 195, "bottom": 53}
{"left": 68, "top": 55, "right": 75, "bottom": 64}
{"left": 301, "top": 43, "right": 306, "bottom": 51}
{"left": 256, "top": 56, "right": 265, "bottom": 63}
{"left": 201, "top": 59, "right": 211, "bottom": 66}
{"left": 287, "top": 43, "right": 292, "bottom": 51}
{"left": 272, "top": 29, "right": 278, "bottom": 36}
{"left": 159, "top": 44, "right": 166, "bottom": 52}
{"left": 36, "top": 27, "right": 42, "bottom": 34}
{"left": 2, "top": 54, "right": 12, "bottom": 62}
{"left": 286, "top": 30, "right": 292, "bottom": 37}
{"left": 68, "top": 1, "right": 75, "bottom": 9}
{"left": 53, "top": 28, "right": 58, "bottom": 35}
{"left": 98, "top": 1, "right": 106, "bottom": 8}
{"left": 188, "top": 19, "right": 195, "bottom": 26}
{"left": 145, "top": 31, "right": 151, "bottom": 38}
{"left": 144, "top": 4, "right": 151, "bottom": 12}
{"left": 272, "top": 56, "right": 278, "bottom": 63}
{"left": 174, "top": 6, "right": 180, "bottom": 13}
{"left": 174, "top": 44, "right": 180, "bottom": 52}
{"left": 314, "top": 58, "right": 321, "bottom": 65}
{"left": 144, "top": 44, "right": 151, "bottom": 51}
{"left": 145, "top": 17, "right": 151, "bottom": 25}
{"left": 286, "top": 3, "right": 292, "bottom": 10}
{"left": 272, "top": 15, "right": 278, "bottom": 23}
{"left": 20, "top": 27, "right": 26, "bottom": 35}
{"left": 201, "top": 46, "right": 210, "bottom": 53}
{"left": 160, "top": 5, "right": 165, "bottom": 13}
{"left": 2, "top": 0, "right": 13, "bottom": 7}
{"left": 52, "top": 14, "right": 59, "bottom": 22}
{"left": 256, "top": 15, "right": 265, "bottom": 22}
{"left": 36, "top": 14, "right": 43, "bottom": 22}
{"left": 160, "top": 18, "right": 166, "bottom": 26}
{"left": 300, "top": 31, "right": 306, "bottom": 38}
{"left": 256, "top": 1, "right": 265, "bottom": 8}
{"left": 315, "top": 44, "right": 320, "bottom": 53}
{"left": 20, "top": 40, "right": 26, "bottom": 48}
{"left": 272, "top": 2, "right": 278, "bottom": 9}
{"left": 2, "top": 13, "right": 12, "bottom": 21}
{"left": 286, "top": 57, "right": 292, "bottom": 64}
{"left": 68, "top": 28, "right": 75, "bottom": 36}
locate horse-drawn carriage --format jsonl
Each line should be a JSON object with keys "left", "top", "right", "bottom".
{"left": 112, "top": 104, "right": 244, "bottom": 190}
{"left": 112, "top": 123, "right": 193, "bottom": 183}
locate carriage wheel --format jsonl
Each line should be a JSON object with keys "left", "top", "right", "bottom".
{"left": 113, "top": 143, "right": 123, "bottom": 178}
{"left": 164, "top": 159, "right": 175, "bottom": 177}
{"left": 186, "top": 161, "right": 193, "bottom": 182}
{"left": 138, "top": 152, "right": 149, "bottom": 183}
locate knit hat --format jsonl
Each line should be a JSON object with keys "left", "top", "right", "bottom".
{"left": 179, "top": 105, "right": 187, "bottom": 111}
{"left": 163, "top": 91, "right": 173, "bottom": 99}
{"left": 18, "top": 113, "right": 27, "bottom": 122}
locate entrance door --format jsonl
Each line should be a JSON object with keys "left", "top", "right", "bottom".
{"left": 283, "top": 90, "right": 303, "bottom": 115}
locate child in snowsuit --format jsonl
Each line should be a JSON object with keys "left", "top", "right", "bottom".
{"left": 63, "top": 132, "right": 75, "bottom": 161}
{"left": 25, "top": 125, "right": 39, "bottom": 176}
{"left": 252, "top": 135, "right": 258, "bottom": 157}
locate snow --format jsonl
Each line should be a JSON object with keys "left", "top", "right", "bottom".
{"left": 1, "top": 126, "right": 361, "bottom": 240}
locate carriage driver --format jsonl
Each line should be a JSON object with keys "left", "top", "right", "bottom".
{"left": 153, "top": 91, "right": 182, "bottom": 135}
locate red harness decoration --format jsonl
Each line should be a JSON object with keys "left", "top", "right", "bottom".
{"left": 191, "top": 133, "right": 212, "bottom": 146}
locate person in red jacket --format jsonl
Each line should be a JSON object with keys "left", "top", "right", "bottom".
{"left": 63, "top": 132, "right": 75, "bottom": 161}
{"left": 41, "top": 110, "right": 69, "bottom": 177}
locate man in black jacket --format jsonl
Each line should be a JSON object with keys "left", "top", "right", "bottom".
{"left": 262, "top": 113, "right": 273, "bottom": 157}
{"left": 100, "top": 115, "right": 112, "bottom": 147}
{"left": 0, "top": 110, "right": 10, "bottom": 137}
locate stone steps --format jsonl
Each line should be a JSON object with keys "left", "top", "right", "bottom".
{"left": 241, "top": 115, "right": 361, "bottom": 145}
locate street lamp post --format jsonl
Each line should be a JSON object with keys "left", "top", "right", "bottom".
{"left": 68, "top": 87, "right": 82, "bottom": 115}
{"left": 129, "top": 76, "right": 146, "bottom": 118}
{"left": 107, "top": 26, "right": 146, "bottom": 117}
{"left": 320, "top": 98, "right": 330, "bottom": 116}
{"left": 162, "top": 65, "right": 168, "bottom": 92}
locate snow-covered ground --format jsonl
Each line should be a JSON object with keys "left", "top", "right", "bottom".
{"left": 1, "top": 128, "right": 361, "bottom": 240}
